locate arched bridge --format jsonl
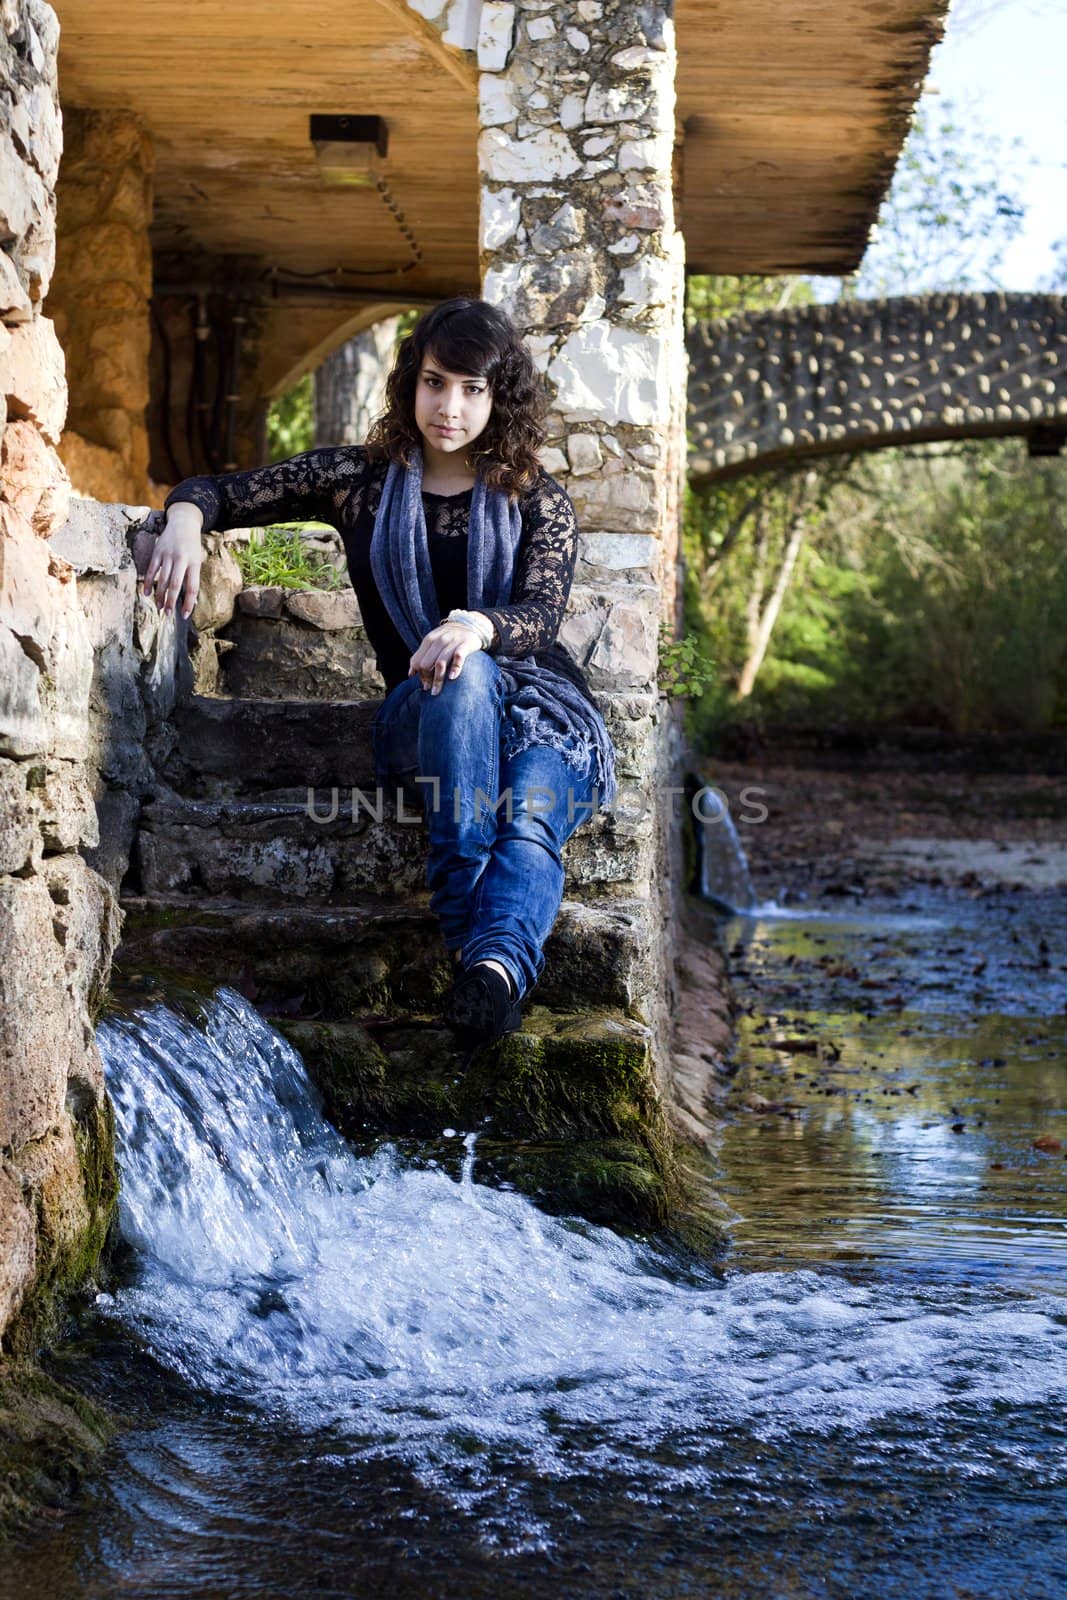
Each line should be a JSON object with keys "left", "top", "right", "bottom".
{"left": 687, "top": 292, "right": 1067, "bottom": 480}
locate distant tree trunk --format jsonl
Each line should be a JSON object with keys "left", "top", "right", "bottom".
{"left": 314, "top": 316, "right": 400, "bottom": 446}
{"left": 736, "top": 470, "right": 817, "bottom": 700}
{"left": 742, "top": 509, "right": 769, "bottom": 664}
{"left": 736, "top": 517, "right": 807, "bottom": 699}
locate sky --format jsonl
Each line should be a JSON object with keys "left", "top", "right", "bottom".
{"left": 902, "top": 0, "right": 1067, "bottom": 288}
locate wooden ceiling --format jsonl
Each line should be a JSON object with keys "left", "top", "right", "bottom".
{"left": 55, "top": 0, "right": 945, "bottom": 290}
{"left": 54, "top": 1, "right": 481, "bottom": 300}
{"left": 675, "top": 0, "right": 948, "bottom": 274}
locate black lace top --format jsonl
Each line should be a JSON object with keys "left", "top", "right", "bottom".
{"left": 164, "top": 445, "right": 594, "bottom": 701}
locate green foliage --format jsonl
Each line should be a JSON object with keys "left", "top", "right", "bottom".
{"left": 686, "top": 441, "right": 1067, "bottom": 737}
{"left": 266, "top": 373, "right": 314, "bottom": 462}
{"left": 685, "top": 273, "right": 813, "bottom": 331}
{"left": 656, "top": 621, "right": 716, "bottom": 700}
{"left": 234, "top": 523, "right": 348, "bottom": 591}
{"left": 834, "top": 445, "right": 1067, "bottom": 732}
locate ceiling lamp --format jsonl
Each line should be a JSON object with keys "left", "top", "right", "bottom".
{"left": 310, "top": 115, "right": 388, "bottom": 186}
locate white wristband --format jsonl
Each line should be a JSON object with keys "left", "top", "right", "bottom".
{"left": 447, "top": 608, "right": 494, "bottom": 649}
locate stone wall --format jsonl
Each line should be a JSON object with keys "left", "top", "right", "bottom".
{"left": 688, "top": 292, "right": 1067, "bottom": 479}
{"left": 0, "top": 2, "right": 185, "bottom": 1357}
{"left": 48, "top": 107, "right": 154, "bottom": 505}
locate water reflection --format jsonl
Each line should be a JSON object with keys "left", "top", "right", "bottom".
{"left": 715, "top": 893, "right": 1067, "bottom": 1288}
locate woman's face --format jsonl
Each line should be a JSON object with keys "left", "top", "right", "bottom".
{"left": 413, "top": 351, "right": 494, "bottom": 465}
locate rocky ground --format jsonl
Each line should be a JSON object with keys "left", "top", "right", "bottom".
{"left": 701, "top": 761, "right": 1067, "bottom": 902}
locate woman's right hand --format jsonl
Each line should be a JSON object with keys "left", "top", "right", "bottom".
{"left": 142, "top": 503, "right": 205, "bottom": 620}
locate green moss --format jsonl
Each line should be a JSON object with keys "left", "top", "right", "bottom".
{"left": 454, "top": 1008, "right": 680, "bottom": 1203}
{"left": 7, "top": 1098, "right": 120, "bottom": 1364}
{"left": 278, "top": 1018, "right": 464, "bottom": 1138}
{"left": 277, "top": 1004, "right": 689, "bottom": 1232}
{"left": 0, "top": 1361, "right": 115, "bottom": 1545}
{"left": 474, "top": 1138, "right": 671, "bottom": 1229}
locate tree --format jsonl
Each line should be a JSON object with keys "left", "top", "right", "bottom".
{"left": 847, "top": 102, "right": 1026, "bottom": 299}
{"left": 682, "top": 99, "right": 1033, "bottom": 718}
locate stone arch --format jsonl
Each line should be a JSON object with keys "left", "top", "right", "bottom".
{"left": 688, "top": 292, "right": 1067, "bottom": 480}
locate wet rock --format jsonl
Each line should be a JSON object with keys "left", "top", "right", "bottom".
{"left": 0, "top": 1364, "right": 114, "bottom": 1542}
{"left": 277, "top": 1004, "right": 678, "bottom": 1232}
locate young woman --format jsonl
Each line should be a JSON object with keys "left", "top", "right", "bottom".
{"left": 144, "top": 297, "right": 617, "bottom": 1048}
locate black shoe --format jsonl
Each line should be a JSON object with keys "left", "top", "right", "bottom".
{"left": 442, "top": 963, "right": 522, "bottom": 1047}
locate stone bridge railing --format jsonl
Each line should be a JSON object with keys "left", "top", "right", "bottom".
{"left": 687, "top": 292, "right": 1067, "bottom": 479}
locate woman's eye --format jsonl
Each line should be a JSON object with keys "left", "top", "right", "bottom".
{"left": 423, "top": 376, "right": 483, "bottom": 395}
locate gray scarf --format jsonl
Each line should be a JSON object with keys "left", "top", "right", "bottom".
{"left": 369, "top": 446, "right": 617, "bottom": 808}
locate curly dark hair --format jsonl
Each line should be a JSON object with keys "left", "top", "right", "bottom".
{"left": 364, "top": 298, "right": 548, "bottom": 500}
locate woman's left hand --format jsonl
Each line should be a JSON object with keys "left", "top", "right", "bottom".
{"left": 409, "top": 622, "right": 483, "bottom": 694}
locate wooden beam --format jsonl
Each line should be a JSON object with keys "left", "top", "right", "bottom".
{"left": 372, "top": 0, "right": 478, "bottom": 95}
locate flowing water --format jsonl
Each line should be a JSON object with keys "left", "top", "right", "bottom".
{"left": 697, "top": 791, "right": 758, "bottom": 912}
{"left": 5, "top": 863, "right": 1067, "bottom": 1598}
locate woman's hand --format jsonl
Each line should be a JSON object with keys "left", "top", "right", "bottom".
{"left": 409, "top": 621, "right": 484, "bottom": 694}
{"left": 142, "top": 503, "right": 205, "bottom": 620}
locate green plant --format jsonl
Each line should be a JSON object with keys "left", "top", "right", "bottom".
{"left": 234, "top": 524, "right": 348, "bottom": 592}
{"left": 266, "top": 373, "right": 315, "bottom": 461}
{"left": 657, "top": 623, "right": 716, "bottom": 700}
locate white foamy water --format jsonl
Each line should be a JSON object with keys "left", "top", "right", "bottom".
{"left": 98, "top": 989, "right": 1067, "bottom": 1492}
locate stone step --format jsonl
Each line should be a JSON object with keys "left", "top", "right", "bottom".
{"left": 115, "top": 892, "right": 654, "bottom": 1018}
{"left": 133, "top": 789, "right": 647, "bottom": 903}
{"left": 165, "top": 696, "right": 380, "bottom": 794}
{"left": 163, "top": 691, "right": 660, "bottom": 799}
{"left": 217, "top": 601, "right": 386, "bottom": 703}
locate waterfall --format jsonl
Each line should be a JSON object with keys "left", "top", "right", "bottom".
{"left": 694, "top": 787, "right": 758, "bottom": 911}
{"left": 94, "top": 988, "right": 1067, "bottom": 1505}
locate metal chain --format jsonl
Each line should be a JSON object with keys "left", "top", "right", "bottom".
{"left": 368, "top": 172, "right": 422, "bottom": 275}
{"left": 261, "top": 172, "right": 422, "bottom": 286}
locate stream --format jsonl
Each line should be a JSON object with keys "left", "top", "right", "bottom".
{"left": 4, "top": 825, "right": 1066, "bottom": 1598}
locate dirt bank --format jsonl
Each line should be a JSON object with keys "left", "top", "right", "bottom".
{"left": 700, "top": 763, "right": 1067, "bottom": 900}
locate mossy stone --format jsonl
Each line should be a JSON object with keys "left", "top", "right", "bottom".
{"left": 8, "top": 1098, "right": 119, "bottom": 1364}
{"left": 0, "top": 1362, "right": 115, "bottom": 1544}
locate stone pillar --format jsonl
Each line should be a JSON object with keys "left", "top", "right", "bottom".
{"left": 476, "top": 1, "right": 688, "bottom": 1059}
{"left": 0, "top": 2, "right": 120, "bottom": 1355}
{"left": 48, "top": 108, "right": 154, "bottom": 505}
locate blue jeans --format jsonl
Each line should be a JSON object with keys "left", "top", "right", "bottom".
{"left": 370, "top": 651, "right": 598, "bottom": 1001}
